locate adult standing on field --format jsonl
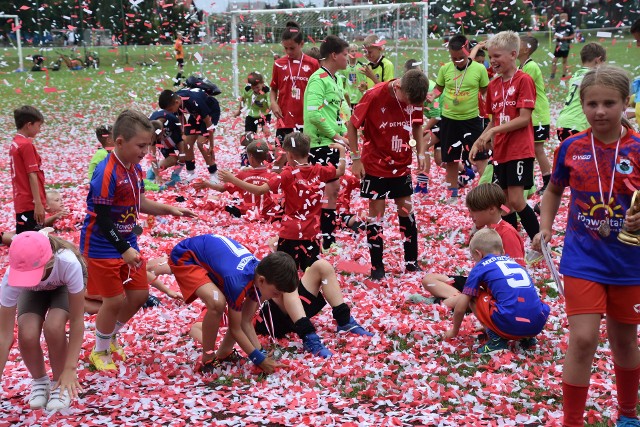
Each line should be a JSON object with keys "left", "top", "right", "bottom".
{"left": 174, "top": 34, "right": 184, "bottom": 87}
{"left": 550, "top": 13, "right": 574, "bottom": 79}
{"left": 270, "top": 21, "right": 319, "bottom": 171}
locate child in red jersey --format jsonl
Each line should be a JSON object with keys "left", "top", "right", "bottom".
{"left": 221, "top": 132, "right": 346, "bottom": 271}
{"left": 347, "top": 69, "right": 430, "bottom": 280}
{"left": 534, "top": 65, "right": 640, "bottom": 427}
{"left": 10, "top": 106, "right": 46, "bottom": 234}
{"left": 469, "top": 31, "right": 539, "bottom": 252}
{"left": 80, "top": 110, "right": 197, "bottom": 372}
{"left": 269, "top": 21, "right": 319, "bottom": 171}
{"left": 194, "top": 140, "right": 281, "bottom": 222}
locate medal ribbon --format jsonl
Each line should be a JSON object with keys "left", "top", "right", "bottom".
{"left": 590, "top": 128, "right": 622, "bottom": 226}
{"left": 112, "top": 151, "right": 141, "bottom": 228}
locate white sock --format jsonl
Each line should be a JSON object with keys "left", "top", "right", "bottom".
{"left": 112, "top": 321, "right": 125, "bottom": 336}
{"left": 33, "top": 375, "right": 49, "bottom": 384}
{"left": 95, "top": 330, "right": 112, "bottom": 352}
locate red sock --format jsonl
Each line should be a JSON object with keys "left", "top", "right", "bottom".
{"left": 614, "top": 363, "right": 640, "bottom": 419}
{"left": 563, "top": 382, "right": 589, "bottom": 427}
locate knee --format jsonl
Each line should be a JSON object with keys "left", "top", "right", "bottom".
{"left": 43, "top": 318, "right": 66, "bottom": 340}
{"left": 202, "top": 295, "right": 226, "bottom": 315}
{"left": 569, "top": 332, "right": 599, "bottom": 359}
{"left": 609, "top": 334, "right": 638, "bottom": 356}
{"left": 126, "top": 291, "right": 149, "bottom": 309}
{"left": 18, "top": 323, "right": 42, "bottom": 344}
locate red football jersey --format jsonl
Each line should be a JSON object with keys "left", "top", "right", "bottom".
{"left": 485, "top": 70, "right": 536, "bottom": 163}
{"left": 270, "top": 54, "right": 319, "bottom": 130}
{"left": 351, "top": 81, "right": 423, "bottom": 178}
{"left": 491, "top": 220, "right": 525, "bottom": 267}
{"left": 267, "top": 163, "right": 336, "bottom": 240}
{"left": 224, "top": 167, "right": 279, "bottom": 220}
{"left": 9, "top": 134, "right": 46, "bottom": 214}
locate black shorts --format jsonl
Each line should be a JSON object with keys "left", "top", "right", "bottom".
{"left": 245, "top": 114, "right": 272, "bottom": 133}
{"left": 176, "top": 58, "right": 184, "bottom": 68}
{"left": 185, "top": 116, "right": 210, "bottom": 137}
{"left": 439, "top": 117, "right": 489, "bottom": 163}
{"left": 17, "top": 286, "right": 69, "bottom": 318}
{"left": 255, "top": 279, "right": 327, "bottom": 338}
{"left": 554, "top": 48, "right": 570, "bottom": 58}
{"left": 533, "top": 124, "right": 550, "bottom": 142}
{"left": 275, "top": 128, "right": 302, "bottom": 146}
{"left": 160, "top": 147, "right": 179, "bottom": 159}
{"left": 16, "top": 211, "right": 40, "bottom": 234}
{"left": 310, "top": 146, "right": 340, "bottom": 169}
{"left": 361, "top": 174, "right": 413, "bottom": 200}
{"left": 481, "top": 117, "right": 491, "bottom": 129}
{"left": 556, "top": 128, "right": 581, "bottom": 142}
{"left": 450, "top": 275, "right": 467, "bottom": 292}
{"left": 494, "top": 158, "right": 535, "bottom": 189}
{"left": 277, "top": 238, "right": 319, "bottom": 271}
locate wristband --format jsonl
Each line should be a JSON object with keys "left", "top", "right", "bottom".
{"left": 351, "top": 155, "right": 361, "bottom": 160}
{"left": 339, "top": 158, "right": 346, "bottom": 162}
{"left": 249, "top": 349, "right": 266, "bottom": 366}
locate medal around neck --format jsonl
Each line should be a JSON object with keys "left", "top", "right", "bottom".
{"left": 598, "top": 219, "right": 610, "bottom": 238}
{"left": 408, "top": 138, "right": 417, "bottom": 148}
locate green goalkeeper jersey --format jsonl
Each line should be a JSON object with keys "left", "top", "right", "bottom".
{"left": 304, "top": 67, "right": 347, "bottom": 148}
{"left": 556, "top": 67, "right": 590, "bottom": 132}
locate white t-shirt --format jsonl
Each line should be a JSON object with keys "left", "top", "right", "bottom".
{"left": 0, "top": 249, "right": 85, "bottom": 307}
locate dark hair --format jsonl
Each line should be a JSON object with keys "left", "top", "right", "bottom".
{"left": 282, "top": 131, "right": 310, "bottom": 158}
{"left": 448, "top": 34, "right": 468, "bottom": 51}
{"left": 158, "top": 89, "right": 180, "bottom": 109}
{"left": 465, "top": 183, "right": 506, "bottom": 211}
{"left": 282, "top": 21, "right": 303, "bottom": 44}
{"left": 320, "top": 35, "right": 349, "bottom": 59}
{"left": 580, "top": 42, "right": 607, "bottom": 64}
{"left": 247, "top": 72, "right": 264, "bottom": 86}
{"left": 520, "top": 36, "right": 538, "bottom": 54}
{"left": 632, "top": 18, "right": 640, "bottom": 35}
{"left": 14, "top": 105, "right": 44, "bottom": 130}
{"left": 95, "top": 124, "right": 113, "bottom": 146}
{"left": 475, "top": 49, "right": 486, "bottom": 58}
{"left": 113, "top": 110, "right": 154, "bottom": 141}
{"left": 254, "top": 251, "right": 298, "bottom": 293}
{"left": 400, "top": 69, "right": 429, "bottom": 105}
{"left": 246, "top": 139, "right": 270, "bottom": 163}
{"left": 404, "top": 58, "right": 421, "bottom": 71}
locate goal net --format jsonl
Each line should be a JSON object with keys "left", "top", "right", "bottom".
{"left": 225, "top": 3, "right": 429, "bottom": 98}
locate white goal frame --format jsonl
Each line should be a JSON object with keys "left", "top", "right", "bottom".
{"left": 226, "top": 3, "right": 429, "bottom": 99}
{"left": 0, "top": 14, "right": 25, "bottom": 72}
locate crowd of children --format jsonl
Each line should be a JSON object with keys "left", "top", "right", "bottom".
{"left": 1, "top": 20, "right": 639, "bottom": 427}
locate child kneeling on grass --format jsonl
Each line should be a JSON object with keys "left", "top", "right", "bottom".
{"left": 443, "top": 228, "right": 549, "bottom": 354}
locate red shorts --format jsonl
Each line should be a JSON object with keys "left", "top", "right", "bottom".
{"left": 564, "top": 276, "right": 640, "bottom": 324}
{"left": 168, "top": 256, "right": 212, "bottom": 304}
{"left": 474, "top": 290, "right": 525, "bottom": 340}
{"left": 86, "top": 258, "right": 148, "bottom": 298}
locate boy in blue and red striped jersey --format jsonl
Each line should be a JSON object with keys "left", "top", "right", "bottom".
{"left": 80, "top": 110, "right": 196, "bottom": 372}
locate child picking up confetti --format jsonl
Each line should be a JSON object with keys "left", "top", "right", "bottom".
{"left": 423, "top": 183, "right": 525, "bottom": 308}
{"left": 80, "top": 110, "right": 196, "bottom": 372}
{"left": 235, "top": 71, "right": 272, "bottom": 136}
{"left": 0, "top": 231, "right": 85, "bottom": 410}
{"left": 443, "top": 228, "right": 549, "bottom": 354}
{"left": 220, "top": 132, "right": 346, "bottom": 271}
{"left": 148, "top": 89, "right": 185, "bottom": 187}
{"left": 194, "top": 139, "right": 280, "bottom": 222}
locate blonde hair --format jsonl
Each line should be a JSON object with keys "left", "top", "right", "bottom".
{"left": 486, "top": 31, "right": 520, "bottom": 53}
{"left": 363, "top": 35, "right": 382, "bottom": 48}
{"left": 44, "top": 235, "right": 87, "bottom": 282}
{"left": 469, "top": 228, "right": 504, "bottom": 257}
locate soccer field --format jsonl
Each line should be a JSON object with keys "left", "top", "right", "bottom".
{"left": 0, "top": 34, "right": 637, "bottom": 425}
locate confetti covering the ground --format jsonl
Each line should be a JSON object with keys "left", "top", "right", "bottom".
{"left": 0, "top": 49, "right": 634, "bottom": 427}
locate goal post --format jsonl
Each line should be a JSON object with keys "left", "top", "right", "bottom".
{"left": 226, "top": 3, "right": 429, "bottom": 99}
{"left": 0, "top": 14, "right": 25, "bottom": 72}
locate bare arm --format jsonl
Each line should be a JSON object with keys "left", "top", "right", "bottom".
{"left": 443, "top": 294, "right": 472, "bottom": 339}
{"left": 54, "top": 290, "right": 84, "bottom": 398}
{"left": 270, "top": 87, "right": 283, "bottom": 120}
{"left": 347, "top": 121, "right": 364, "bottom": 179}
{"left": 140, "top": 194, "right": 198, "bottom": 218}
{"left": 219, "top": 171, "right": 271, "bottom": 195}
{"left": 532, "top": 182, "right": 564, "bottom": 251}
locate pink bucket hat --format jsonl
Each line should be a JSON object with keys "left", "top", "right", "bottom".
{"left": 8, "top": 231, "right": 52, "bottom": 287}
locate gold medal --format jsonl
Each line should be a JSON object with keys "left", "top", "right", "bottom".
{"left": 408, "top": 138, "right": 416, "bottom": 147}
{"left": 598, "top": 219, "right": 610, "bottom": 238}
{"left": 452, "top": 98, "right": 459, "bottom": 106}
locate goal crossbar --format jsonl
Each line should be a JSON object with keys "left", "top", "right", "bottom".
{"left": 226, "top": 3, "right": 429, "bottom": 99}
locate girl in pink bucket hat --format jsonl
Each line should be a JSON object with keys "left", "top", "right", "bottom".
{"left": 0, "top": 230, "right": 85, "bottom": 411}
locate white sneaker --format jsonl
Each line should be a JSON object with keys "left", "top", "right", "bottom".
{"left": 209, "top": 171, "right": 220, "bottom": 185}
{"left": 46, "top": 386, "right": 71, "bottom": 411}
{"left": 183, "top": 171, "right": 197, "bottom": 182}
{"left": 28, "top": 379, "right": 50, "bottom": 409}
